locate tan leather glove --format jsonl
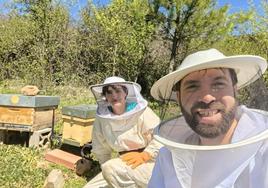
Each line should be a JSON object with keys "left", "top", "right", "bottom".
{"left": 121, "top": 151, "right": 151, "bottom": 169}
{"left": 21, "top": 85, "right": 39, "bottom": 96}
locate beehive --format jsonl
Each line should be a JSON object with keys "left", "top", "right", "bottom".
{"left": 62, "top": 104, "right": 97, "bottom": 146}
{"left": 0, "top": 94, "right": 60, "bottom": 131}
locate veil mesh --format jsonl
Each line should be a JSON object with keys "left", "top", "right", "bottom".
{"left": 91, "top": 83, "right": 148, "bottom": 120}
{"left": 153, "top": 68, "right": 268, "bottom": 187}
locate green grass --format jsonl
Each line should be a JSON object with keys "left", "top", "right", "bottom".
{"left": 0, "top": 144, "right": 89, "bottom": 188}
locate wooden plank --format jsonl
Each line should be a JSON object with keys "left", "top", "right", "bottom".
{"left": 0, "top": 123, "right": 32, "bottom": 131}
{"left": 33, "top": 108, "right": 54, "bottom": 128}
{"left": 62, "top": 139, "right": 81, "bottom": 147}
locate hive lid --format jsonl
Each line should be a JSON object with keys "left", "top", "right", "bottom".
{"left": 0, "top": 94, "right": 60, "bottom": 107}
{"left": 62, "top": 104, "right": 97, "bottom": 119}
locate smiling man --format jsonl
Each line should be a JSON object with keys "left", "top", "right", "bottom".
{"left": 148, "top": 49, "right": 268, "bottom": 188}
{"left": 178, "top": 68, "right": 238, "bottom": 145}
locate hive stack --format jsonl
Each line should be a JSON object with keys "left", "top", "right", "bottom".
{"left": 0, "top": 94, "right": 60, "bottom": 147}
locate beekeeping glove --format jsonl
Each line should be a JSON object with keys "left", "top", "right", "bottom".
{"left": 121, "top": 151, "right": 151, "bottom": 169}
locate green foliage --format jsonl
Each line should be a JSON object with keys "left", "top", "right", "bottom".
{"left": 0, "top": 15, "right": 35, "bottom": 81}
{"left": 148, "top": 101, "right": 181, "bottom": 120}
{"left": 1, "top": 0, "right": 267, "bottom": 98}
{"left": 80, "top": 0, "right": 155, "bottom": 83}
{"left": 215, "top": 0, "right": 268, "bottom": 110}
{"left": 147, "top": 0, "right": 236, "bottom": 73}
{"left": 0, "top": 0, "right": 80, "bottom": 87}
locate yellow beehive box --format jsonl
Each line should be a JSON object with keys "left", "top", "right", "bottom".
{"left": 61, "top": 104, "right": 97, "bottom": 146}
{"left": 62, "top": 116, "right": 94, "bottom": 146}
{"left": 0, "top": 107, "right": 55, "bottom": 131}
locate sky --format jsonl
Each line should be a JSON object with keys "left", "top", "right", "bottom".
{"left": 0, "top": 0, "right": 263, "bottom": 19}
{"left": 63, "top": 0, "right": 264, "bottom": 19}
{"left": 217, "top": 0, "right": 262, "bottom": 13}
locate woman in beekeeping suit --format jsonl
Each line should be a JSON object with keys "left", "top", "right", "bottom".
{"left": 84, "top": 76, "right": 162, "bottom": 188}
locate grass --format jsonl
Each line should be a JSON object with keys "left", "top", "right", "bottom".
{"left": 0, "top": 144, "right": 89, "bottom": 188}
{"left": 0, "top": 145, "right": 46, "bottom": 188}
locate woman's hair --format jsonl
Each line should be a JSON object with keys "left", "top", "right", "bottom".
{"left": 102, "top": 84, "right": 128, "bottom": 96}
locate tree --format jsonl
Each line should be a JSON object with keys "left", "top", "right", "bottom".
{"left": 0, "top": 15, "right": 34, "bottom": 80}
{"left": 0, "top": 0, "right": 74, "bottom": 87}
{"left": 148, "top": 0, "right": 234, "bottom": 73}
{"left": 79, "top": 0, "right": 155, "bottom": 84}
{"left": 217, "top": 0, "right": 268, "bottom": 110}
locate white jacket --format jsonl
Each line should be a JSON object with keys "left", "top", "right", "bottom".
{"left": 148, "top": 106, "right": 268, "bottom": 188}
{"left": 92, "top": 106, "right": 161, "bottom": 164}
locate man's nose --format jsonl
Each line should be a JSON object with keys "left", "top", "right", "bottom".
{"left": 198, "top": 88, "right": 216, "bottom": 104}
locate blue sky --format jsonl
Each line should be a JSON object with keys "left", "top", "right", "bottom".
{"left": 217, "top": 0, "right": 262, "bottom": 13}
{"left": 68, "top": 0, "right": 264, "bottom": 19}
{"left": 0, "top": 0, "right": 263, "bottom": 19}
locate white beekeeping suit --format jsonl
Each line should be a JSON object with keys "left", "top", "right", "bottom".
{"left": 84, "top": 76, "right": 161, "bottom": 188}
{"left": 149, "top": 106, "right": 268, "bottom": 188}
{"left": 148, "top": 48, "right": 268, "bottom": 188}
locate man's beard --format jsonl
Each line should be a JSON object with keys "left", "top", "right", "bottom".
{"left": 181, "top": 101, "right": 237, "bottom": 138}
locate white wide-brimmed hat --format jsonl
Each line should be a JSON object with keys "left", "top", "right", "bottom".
{"left": 151, "top": 48, "right": 267, "bottom": 101}
{"left": 90, "top": 76, "right": 141, "bottom": 94}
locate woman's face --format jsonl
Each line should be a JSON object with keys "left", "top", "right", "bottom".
{"left": 105, "top": 85, "right": 127, "bottom": 111}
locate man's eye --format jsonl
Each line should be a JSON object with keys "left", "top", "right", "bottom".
{"left": 185, "top": 85, "right": 198, "bottom": 91}
{"left": 107, "top": 90, "right": 112, "bottom": 94}
{"left": 213, "top": 82, "right": 225, "bottom": 89}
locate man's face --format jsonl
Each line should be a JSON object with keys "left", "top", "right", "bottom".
{"left": 178, "top": 68, "right": 238, "bottom": 138}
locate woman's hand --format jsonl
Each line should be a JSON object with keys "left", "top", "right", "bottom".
{"left": 121, "top": 151, "right": 151, "bottom": 169}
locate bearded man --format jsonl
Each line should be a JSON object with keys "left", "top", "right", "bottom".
{"left": 148, "top": 48, "right": 268, "bottom": 188}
